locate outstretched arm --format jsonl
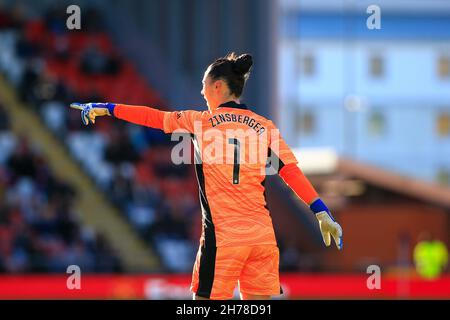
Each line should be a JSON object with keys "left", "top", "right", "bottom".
{"left": 70, "top": 102, "right": 201, "bottom": 133}
{"left": 70, "top": 102, "right": 165, "bottom": 129}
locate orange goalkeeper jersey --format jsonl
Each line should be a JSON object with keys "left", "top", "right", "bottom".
{"left": 162, "top": 101, "right": 298, "bottom": 248}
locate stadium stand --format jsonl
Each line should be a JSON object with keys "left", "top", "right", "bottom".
{"left": 0, "top": 98, "right": 122, "bottom": 272}
{"left": 0, "top": 6, "right": 202, "bottom": 272}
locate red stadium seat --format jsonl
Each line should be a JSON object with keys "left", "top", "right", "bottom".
{"left": 24, "top": 20, "right": 46, "bottom": 43}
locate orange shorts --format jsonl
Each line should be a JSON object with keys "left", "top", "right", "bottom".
{"left": 190, "top": 244, "right": 282, "bottom": 300}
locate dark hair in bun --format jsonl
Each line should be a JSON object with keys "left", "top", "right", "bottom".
{"left": 207, "top": 52, "right": 253, "bottom": 98}
{"left": 233, "top": 53, "right": 253, "bottom": 77}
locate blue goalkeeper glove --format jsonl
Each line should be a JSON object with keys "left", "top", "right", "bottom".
{"left": 70, "top": 102, "right": 116, "bottom": 125}
{"left": 310, "top": 199, "right": 343, "bottom": 250}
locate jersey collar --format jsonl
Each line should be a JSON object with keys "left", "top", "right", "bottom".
{"left": 217, "top": 101, "right": 248, "bottom": 110}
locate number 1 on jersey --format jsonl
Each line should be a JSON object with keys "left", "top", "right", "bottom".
{"left": 229, "top": 138, "right": 240, "bottom": 184}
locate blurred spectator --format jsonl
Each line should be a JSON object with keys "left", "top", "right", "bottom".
{"left": 0, "top": 103, "right": 10, "bottom": 131}
{"left": 80, "top": 44, "right": 121, "bottom": 76}
{"left": 41, "top": 101, "right": 68, "bottom": 134}
{"left": 0, "top": 134, "right": 122, "bottom": 273}
{"left": 2, "top": 4, "right": 26, "bottom": 30}
{"left": 6, "top": 136, "right": 38, "bottom": 180}
{"left": 93, "top": 233, "right": 122, "bottom": 272}
{"left": 104, "top": 127, "right": 139, "bottom": 165}
{"left": 0, "top": 8, "right": 14, "bottom": 29}
{"left": 413, "top": 232, "right": 448, "bottom": 279}
{"left": 19, "top": 59, "right": 43, "bottom": 105}
{"left": 15, "top": 32, "right": 39, "bottom": 60}
{"left": 44, "top": 5, "right": 69, "bottom": 35}
{"left": 151, "top": 206, "right": 190, "bottom": 241}
{"left": 51, "top": 34, "right": 71, "bottom": 62}
{"left": 83, "top": 8, "right": 105, "bottom": 32}
{"left": 31, "top": 73, "right": 65, "bottom": 106}
{"left": 80, "top": 45, "right": 109, "bottom": 75}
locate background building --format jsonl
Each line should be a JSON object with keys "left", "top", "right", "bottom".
{"left": 279, "top": 0, "right": 450, "bottom": 185}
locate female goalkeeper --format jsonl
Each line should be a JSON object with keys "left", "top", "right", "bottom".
{"left": 70, "top": 52, "right": 343, "bottom": 300}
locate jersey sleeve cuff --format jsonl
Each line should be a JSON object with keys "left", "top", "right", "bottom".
{"left": 106, "top": 103, "right": 116, "bottom": 117}
{"left": 310, "top": 198, "right": 329, "bottom": 214}
{"left": 310, "top": 198, "right": 337, "bottom": 221}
